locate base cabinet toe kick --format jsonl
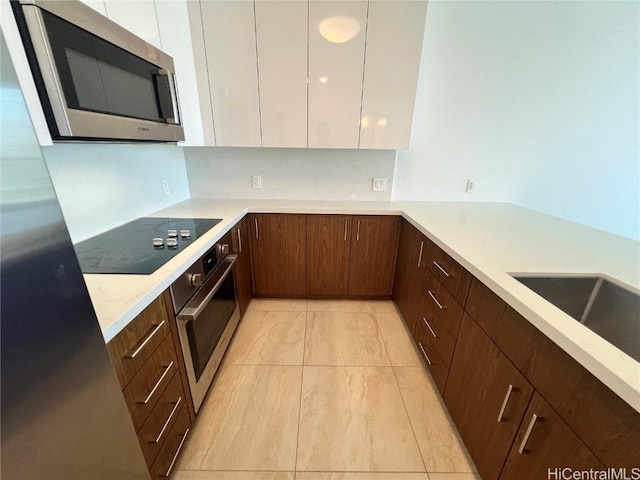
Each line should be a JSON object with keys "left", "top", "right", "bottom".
{"left": 392, "top": 218, "right": 640, "bottom": 479}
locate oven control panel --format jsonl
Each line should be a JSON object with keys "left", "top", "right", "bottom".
{"left": 202, "top": 248, "right": 218, "bottom": 277}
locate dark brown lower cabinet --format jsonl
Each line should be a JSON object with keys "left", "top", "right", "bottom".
{"left": 465, "top": 278, "right": 640, "bottom": 469}
{"left": 306, "top": 215, "right": 351, "bottom": 296}
{"left": 348, "top": 215, "right": 399, "bottom": 297}
{"left": 500, "top": 392, "right": 604, "bottom": 479}
{"left": 392, "top": 219, "right": 428, "bottom": 332}
{"left": 107, "top": 291, "right": 193, "bottom": 479}
{"left": 231, "top": 217, "right": 252, "bottom": 314}
{"left": 444, "top": 315, "right": 534, "bottom": 480}
{"left": 249, "top": 214, "right": 306, "bottom": 297}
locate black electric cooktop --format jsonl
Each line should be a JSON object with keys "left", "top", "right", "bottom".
{"left": 75, "top": 217, "right": 222, "bottom": 274}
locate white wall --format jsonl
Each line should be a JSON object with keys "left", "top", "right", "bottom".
{"left": 184, "top": 147, "right": 396, "bottom": 201}
{"left": 394, "top": 1, "right": 639, "bottom": 240}
{"left": 43, "top": 144, "right": 190, "bottom": 243}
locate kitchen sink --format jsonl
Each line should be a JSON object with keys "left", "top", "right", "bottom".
{"left": 511, "top": 274, "right": 640, "bottom": 362}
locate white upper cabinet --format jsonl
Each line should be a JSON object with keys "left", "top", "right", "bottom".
{"left": 78, "top": 0, "right": 107, "bottom": 16}
{"left": 359, "top": 0, "right": 427, "bottom": 149}
{"left": 103, "top": 0, "right": 162, "bottom": 49}
{"left": 201, "top": 1, "right": 261, "bottom": 147}
{"left": 155, "top": 0, "right": 213, "bottom": 146}
{"left": 308, "top": 0, "right": 368, "bottom": 149}
{"left": 255, "top": 0, "right": 307, "bottom": 148}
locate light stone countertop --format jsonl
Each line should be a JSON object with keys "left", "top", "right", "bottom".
{"left": 83, "top": 198, "right": 640, "bottom": 412}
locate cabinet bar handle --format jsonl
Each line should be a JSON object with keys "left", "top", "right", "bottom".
{"left": 497, "top": 384, "right": 514, "bottom": 422}
{"left": 153, "top": 397, "right": 182, "bottom": 444}
{"left": 139, "top": 361, "right": 174, "bottom": 405}
{"left": 126, "top": 321, "right": 165, "bottom": 359}
{"left": 432, "top": 260, "right": 450, "bottom": 277}
{"left": 518, "top": 414, "right": 539, "bottom": 454}
{"left": 418, "top": 342, "right": 432, "bottom": 365}
{"left": 254, "top": 218, "right": 259, "bottom": 239}
{"left": 427, "top": 290, "right": 444, "bottom": 310}
{"left": 162, "top": 427, "right": 190, "bottom": 478}
{"left": 422, "top": 317, "right": 437, "bottom": 338}
{"left": 237, "top": 228, "right": 242, "bottom": 252}
{"left": 417, "top": 241, "right": 424, "bottom": 267}
{"left": 356, "top": 220, "right": 360, "bottom": 241}
{"left": 344, "top": 220, "right": 348, "bottom": 241}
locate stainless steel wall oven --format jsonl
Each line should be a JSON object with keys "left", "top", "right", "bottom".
{"left": 170, "top": 236, "right": 241, "bottom": 413}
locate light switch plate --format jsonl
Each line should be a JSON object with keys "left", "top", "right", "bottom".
{"left": 373, "top": 178, "right": 388, "bottom": 192}
{"left": 161, "top": 179, "right": 170, "bottom": 195}
{"left": 252, "top": 175, "right": 262, "bottom": 189}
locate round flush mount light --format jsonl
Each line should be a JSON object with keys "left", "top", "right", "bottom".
{"left": 318, "top": 16, "right": 361, "bottom": 44}
{"left": 319, "top": 76, "right": 328, "bottom": 84}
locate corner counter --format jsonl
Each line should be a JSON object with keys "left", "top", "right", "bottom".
{"left": 83, "top": 198, "right": 640, "bottom": 412}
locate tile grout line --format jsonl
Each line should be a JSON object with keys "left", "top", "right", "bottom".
{"left": 373, "top": 311, "right": 429, "bottom": 475}
{"left": 292, "top": 308, "right": 309, "bottom": 475}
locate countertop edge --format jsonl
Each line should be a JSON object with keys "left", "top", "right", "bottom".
{"left": 89, "top": 200, "right": 640, "bottom": 412}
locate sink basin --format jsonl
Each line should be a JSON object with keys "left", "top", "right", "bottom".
{"left": 511, "top": 274, "right": 640, "bottom": 362}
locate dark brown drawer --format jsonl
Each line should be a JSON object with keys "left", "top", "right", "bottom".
{"left": 149, "top": 404, "right": 190, "bottom": 480}
{"left": 422, "top": 270, "right": 465, "bottom": 339}
{"left": 426, "top": 242, "right": 472, "bottom": 305}
{"left": 416, "top": 295, "right": 456, "bottom": 368}
{"left": 414, "top": 321, "right": 448, "bottom": 394}
{"left": 107, "top": 295, "right": 170, "bottom": 387}
{"left": 123, "top": 333, "right": 179, "bottom": 431}
{"left": 138, "top": 372, "right": 185, "bottom": 467}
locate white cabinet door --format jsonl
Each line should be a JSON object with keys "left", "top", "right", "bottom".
{"left": 308, "top": 0, "right": 368, "bottom": 149}
{"left": 156, "top": 0, "right": 213, "bottom": 146}
{"left": 78, "top": 0, "right": 107, "bottom": 16}
{"left": 255, "top": 0, "right": 307, "bottom": 148}
{"left": 104, "top": 0, "right": 162, "bottom": 49}
{"left": 359, "top": 0, "right": 427, "bottom": 149}
{"left": 201, "top": 0, "right": 261, "bottom": 147}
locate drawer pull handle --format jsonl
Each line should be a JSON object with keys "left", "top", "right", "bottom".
{"left": 432, "top": 260, "right": 451, "bottom": 277}
{"left": 153, "top": 397, "right": 182, "bottom": 445}
{"left": 254, "top": 218, "right": 259, "bottom": 239}
{"left": 356, "top": 220, "right": 361, "bottom": 241}
{"left": 497, "top": 384, "right": 514, "bottom": 422}
{"left": 417, "top": 241, "right": 424, "bottom": 267}
{"left": 237, "top": 227, "right": 242, "bottom": 252}
{"left": 422, "top": 317, "right": 437, "bottom": 338}
{"left": 418, "top": 342, "right": 432, "bottom": 365}
{"left": 126, "top": 321, "right": 165, "bottom": 359}
{"left": 139, "top": 361, "right": 174, "bottom": 405}
{"left": 518, "top": 413, "right": 539, "bottom": 454}
{"left": 427, "top": 290, "right": 444, "bottom": 310}
{"left": 162, "top": 427, "right": 190, "bottom": 478}
{"left": 344, "top": 220, "right": 348, "bottom": 241}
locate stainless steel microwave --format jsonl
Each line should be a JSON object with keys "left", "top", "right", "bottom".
{"left": 11, "top": 0, "right": 184, "bottom": 142}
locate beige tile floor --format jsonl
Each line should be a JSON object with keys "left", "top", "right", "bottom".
{"left": 174, "top": 299, "right": 479, "bottom": 480}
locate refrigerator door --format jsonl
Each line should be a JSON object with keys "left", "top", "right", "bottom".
{"left": 0, "top": 31, "right": 151, "bottom": 479}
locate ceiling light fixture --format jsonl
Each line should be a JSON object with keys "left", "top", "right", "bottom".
{"left": 318, "top": 16, "right": 361, "bottom": 44}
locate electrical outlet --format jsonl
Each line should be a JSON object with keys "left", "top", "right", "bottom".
{"left": 373, "top": 178, "right": 388, "bottom": 192}
{"left": 162, "top": 179, "right": 170, "bottom": 195}
{"left": 466, "top": 179, "right": 477, "bottom": 193}
{"left": 252, "top": 175, "right": 262, "bottom": 189}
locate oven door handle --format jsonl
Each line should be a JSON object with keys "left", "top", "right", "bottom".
{"left": 177, "top": 255, "right": 237, "bottom": 322}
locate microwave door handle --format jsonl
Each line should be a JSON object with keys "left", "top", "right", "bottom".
{"left": 177, "top": 255, "right": 237, "bottom": 322}
{"left": 154, "top": 70, "right": 180, "bottom": 125}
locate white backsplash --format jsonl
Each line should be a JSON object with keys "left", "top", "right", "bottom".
{"left": 184, "top": 147, "right": 396, "bottom": 201}
{"left": 43, "top": 143, "right": 189, "bottom": 243}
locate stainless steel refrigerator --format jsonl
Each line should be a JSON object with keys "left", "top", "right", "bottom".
{"left": 0, "top": 32, "right": 151, "bottom": 479}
